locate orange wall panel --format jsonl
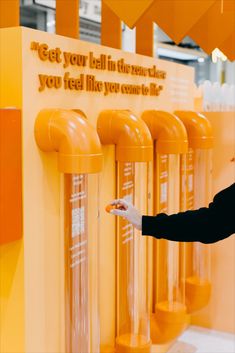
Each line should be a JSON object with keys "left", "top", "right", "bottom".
{"left": 0, "top": 109, "right": 22, "bottom": 245}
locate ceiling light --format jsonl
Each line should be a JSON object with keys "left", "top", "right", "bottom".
{"left": 212, "top": 48, "right": 227, "bottom": 63}
{"left": 198, "top": 57, "right": 205, "bottom": 63}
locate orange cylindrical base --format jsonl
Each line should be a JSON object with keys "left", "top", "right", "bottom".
{"left": 116, "top": 334, "right": 151, "bottom": 353}
{"left": 150, "top": 302, "right": 189, "bottom": 344}
{"left": 100, "top": 345, "right": 115, "bottom": 353}
{"left": 185, "top": 276, "right": 211, "bottom": 313}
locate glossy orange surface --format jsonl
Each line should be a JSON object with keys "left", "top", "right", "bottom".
{"left": 0, "top": 109, "right": 22, "bottom": 244}
{"left": 142, "top": 110, "right": 188, "bottom": 154}
{"left": 97, "top": 110, "right": 153, "bottom": 162}
{"left": 174, "top": 111, "right": 214, "bottom": 149}
{"left": 34, "top": 109, "right": 103, "bottom": 173}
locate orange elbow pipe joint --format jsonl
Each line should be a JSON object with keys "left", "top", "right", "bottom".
{"left": 174, "top": 111, "right": 214, "bottom": 149}
{"left": 141, "top": 110, "right": 188, "bottom": 154}
{"left": 34, "top": 109, "right": 103, "bottom": 174}
{"left": 97, "top": 110, "right": 153, "bottom": 162}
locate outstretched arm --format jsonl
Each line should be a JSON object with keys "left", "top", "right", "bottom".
{"left": 110, "top": 183, "right": 235, "bottom": 244}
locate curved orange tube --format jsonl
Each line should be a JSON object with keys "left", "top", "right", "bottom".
{"left": 34, "top": 109, "right": 103, "bottom": 173}
{"left": 141, "top": 110, "right": 188, "bottom": 154}
{"left": 97, "top": 110, "right": 153, "bottom": 162}
{"left": 174, "top": 111, "right": 214, "bottom": 149}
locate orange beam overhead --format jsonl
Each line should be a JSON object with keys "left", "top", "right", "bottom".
{"left": 136, "top": 10, "right": 154, "bottom": 57}
{"left": 56, "top": 0, "right": 79, "bottom": 39}
{"left": 101, "top": 2, "right": 122, "bottom": 49}
{"left": 188, "top": 0, "right": 235, "bottom": 55}
{"left": 146, "top": 0, "right": 215, "bottom": 44}
{"left": 219, "top": 32, "right": 235, "bottom": 61}
{"left": 0, "top": 0, "right": 19, "bottom": 28}
{"left": 103, "top": 0, "right": 154, "bottom": 29}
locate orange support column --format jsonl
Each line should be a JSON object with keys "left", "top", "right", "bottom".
{"left": 136, "top": 12, "right": 154, "bottom": 57}
{"left": 101, "top": 2, "right": 122, "bottom": 49}
{"left": 56, "top": 0, "right": 79, "bottom": 39}
{"left": 0, "top": 0, "right": 19, "bottom": 28}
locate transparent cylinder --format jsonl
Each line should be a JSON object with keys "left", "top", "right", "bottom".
{"left": 152, "top": 154, "right": 187, "bottom": 344}
{"left": 64, "top": 173, "right": 100, "bottom": 353}
{"left": 185, "top": 149, "right": 212, "bottom": 312}
{"left": 182, "top": 149, "right": 212, "bottom": 313}
{"left": 116, "top": 162, "right": 151, "bottom": 353}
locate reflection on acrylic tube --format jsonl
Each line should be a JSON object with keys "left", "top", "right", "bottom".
{"left": 181, "top": 149, "right": 212, "bottom": 313}
{"left": 116, "top": 162, "right": 151, "bottom": 353}
{"left": 64, "top": 174, "right": 89, "bottom": 353}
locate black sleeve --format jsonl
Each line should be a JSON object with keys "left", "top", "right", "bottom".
{"left": 142, "top": 183, "right": 235, "bottom": 244}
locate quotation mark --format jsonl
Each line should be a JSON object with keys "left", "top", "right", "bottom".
{"left": 30, "top": 41, "right": 39, "bottom": 51}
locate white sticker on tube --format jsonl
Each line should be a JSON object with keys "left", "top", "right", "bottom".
{"left": 72, "top": 206, "right": 85, "bottom": 238}
{"left": 188, "top": 174, "right": 193, "bottom": 192}
{"left": 160, "top": 182, "right": 167, "bottom": 203}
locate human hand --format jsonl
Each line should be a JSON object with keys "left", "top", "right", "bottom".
{"left": 106, "top": 199, "right": 142, "bottom": 230}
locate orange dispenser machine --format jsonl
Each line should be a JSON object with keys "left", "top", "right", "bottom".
{"left": 175, "top": 111, "right": 214, "bottom": 313}
{"left": 34, "top": 109, "right": 103, "bottom": 353}
{"left": 97, "top": 110, "right": 153, "bottom": 353}
{"left": 141, "top": 111, "right": 189, "bottom": 344}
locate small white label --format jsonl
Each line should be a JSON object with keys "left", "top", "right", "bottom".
{"left": 122, "top": 235, "right": 133, "bottom": 244}
{"left": 69, "top": 239, "right": 87, "bottom": 252}
{"left": 188, "top": 174, "right": 193, "bottom": 192}
{"left": 122, "top": 181, "right": 134, "bottom": 191}
{"left": 122, "top": 229, "right": 133, "bottom": 238}
{"left": 70, "top": 191, "right": 86, "bottom": 203}
{"left": 160, "top": 182, "right": 167, "bottom": 203}
{"left": 70, "top": 256, "right": 86, "bottom": 269}
{"left": 72, "top": 206, "right": 85, "bottom": 238}
{"left": 122, "top": 223, "right": 132, "bottom": 231}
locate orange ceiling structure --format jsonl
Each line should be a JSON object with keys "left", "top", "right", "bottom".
{"left": 103, "top": 0, "right": 154, "bottom": 28}
{"left": 146, "top": 0, "right": 216, "bottom": 44}
{"left": 0, "top": 0, "right": 234, "bottom": 61}
{"left": 219, "top": 31, "right": 235, "bottom": 61}
{"left": 188, "top": 0, "right": 235, "bottom": 55}
{"left": 103, "top": 0, "right": 235, "bottom": 61}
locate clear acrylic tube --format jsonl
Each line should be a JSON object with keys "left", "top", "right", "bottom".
{"left": 116, "top": 162, "right": 151, "bottom": 353}
{"left": 182, "top": 149, "right": 212, "bottom": 312}
{"left": 191, "top": 149, "right": 212, "bottom": 282}
{"left": 151, "top": 154, "right": 187, "bottom": 344}
{"left": 155, "top": 154, "right": 185, "bottom": 309}
{"left": 64, "top": 173, "right": 100, "bottom": 353}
